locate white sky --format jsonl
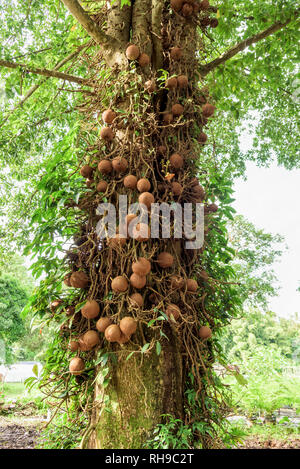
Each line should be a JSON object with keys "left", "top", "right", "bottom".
{"left": 233, "top": 158, "right": 300, "bottom": 319}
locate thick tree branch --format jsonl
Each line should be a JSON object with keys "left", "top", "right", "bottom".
{"left": 61, "top": 0, "right": 119, "bottom": 49}
{"left": 0, "top": 59, "right": 87, "bottom": 84}
{"left": 200, "top": 14, "right": 298, "bottom": 76}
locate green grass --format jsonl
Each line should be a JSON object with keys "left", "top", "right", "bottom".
{"left": 1, "top": 382, "right": 42, "bottom": 400}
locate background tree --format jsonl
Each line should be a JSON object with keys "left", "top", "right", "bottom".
{"left": 0, "top": 0, "right": 298, "bottom": 450}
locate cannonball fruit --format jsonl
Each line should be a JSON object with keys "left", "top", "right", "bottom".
{"left": 157, "top": 252, "right": 174, "bottom": 268}
{"left": 81, "top": 300, "right": 100, "bottom": 319}
{"left": 112, "top": 157, "right": 128, "bottom": 173}
{"left": 120, "top": 317, "right": 137, "bottom": 336}
{"left": 98, "top": 160, "right": 113, "bottom": 175}
{"left": 105, "top": 324, "right": 122, "bottom": 342}
{"left": 177, "top": 75, "right": 188, "bottom": 88}
{"left": 133, "top": 223, "right": 150, "bottom": 241}
{"left": 66, "top": 306, "right": 75, "bottom": 316}
{"left": 80, "top": 165, "right": 93, "bottom": 178}
{"left": 170, "top": 275, "right": 185, "bottom": 289}
{"left": 202, "top": 103, "right": 216, "bottom": 118}
{"left": 166, "top": 304, "right": 181, "bottom": 321}
{"left": 182, "top": 3, "right": 193, "bottom": 17}
{"left": 138, "top": 53, "right": 150, "bottom": 67}
{"left": 50, "top": 299, "right": 62, "bottom": 312}
{"left": 102, "top": 109, "right": 116, "bottom": 124}
{"left": 111, "top": 276, "right": 128, "bottom": 293}
{"left": 129, "top": 293, "right": 143, "bottom": 308}
{"left": 96, "top": 180, "right": 108, "bottom": 192}
{"left": 163, "top": 113, "right": 174, "bottom": 124}
{"left": 96, "top": 317, "right": 113, "bottom": 333}
{"left": 118, "top": 333, "right": 131, "bottom": 344}
{"left": 100, "top": 127, "right": 114, "bottom": 141}
{"left": 69, "top": 357, "right": 85, "bottom": 375}
{"left": 198, "top": 132, "right": 208, "bottom": 143}
{"left": 171, "top": 0, "right": 184, "bottom": 11}
{"left": 82, "top": 330, "right": 100, "bottom": 348}
{"left": 126, "top": 213, "right": 137, "bottom": 226}
{"left": 126, "top": 44, "right": 140, "bottom": 61}
{"left": 132, "top": 257, "right": 151, "bottom": 276}
{"left": 70, "top": 271, "right": 89, "bottom": 288}
{"left": 144, "top": 80, "right": 156, "bottom": 93}
{"left": 186, "top": 278, "right": 198, "bottom": 292}
{"left": 170, "top": 47, "right": 182, "bottom": 61}
{"left": 172, "top": 103, "right": 184, "bottom": 116}
{"left": 64, "top": 274, "right": 72, "bottom": 287}
{"left": 170, "top": 153, "right": 184, "bottom": 169}
{"left": 199, "top": 325, "right": 212, "bottom": 339}
{"left": 130, "top": 273, "right": 146, "bottom": 289}
{"left": 200, "top": 0, "right": 210, "bottom": 9}
{"left": 137, "top": 178, "right": 151, "bottom": 193}
{"left": 68, "top": 340, "right": 79, "bottom": 352}
{"left": 171, "top": 181, "right": 183, "bottom": 196}
{"left": 139, "top": 192, "right": 154, "bottom": 209}
{"left": 124, "top": 175, "right": 137, "bottom": 189}
{"left": 166, "top": 77, "right": 178, "bottom": 89}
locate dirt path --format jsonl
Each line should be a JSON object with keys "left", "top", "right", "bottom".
{"left": 239, "top": 437, "right": 300, "bottom": 449}
{"left": 0, "top": 416, "right": 42, "bottom": 449}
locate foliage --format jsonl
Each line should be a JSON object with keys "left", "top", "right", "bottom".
{"left": 221, "top": 308, "right": 300, "bottom": 363}
{"left": 225, "top": 345, "right": 300, "bottom": 415}
{"left": 37, "top": 411, "right": 89, "bottom": 449}
{"left": 228, "top": 215, "right": 286, "bottom": 308}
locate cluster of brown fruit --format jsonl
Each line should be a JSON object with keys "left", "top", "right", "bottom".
{"left": 126, "top": 44, "right": 150, "bottom": 67}
{"left": 97, "top": 316, "right": 137, "bottom": 345}
{"left": 171, "top": 0, "right": 210, "bottom": 17}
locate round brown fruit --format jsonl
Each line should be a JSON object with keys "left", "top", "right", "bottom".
{"left": 81, "top": 300, "right": 100, "bottom": 319}
{"left": 102, "top": 109, "right": 116, "bottom": 124}
{"left": 70, "top": 271, "right": 89, "bottom": 289}
{"left": 80, "top": 165, "right": 93, "bottom": 178}
{"left": 192, "top": 184, "right": 205, "bottom": 200}
{"left": 166, "top": 77, "right": 178, "bottom": 89}
{"left": 68, "top": 340, "right": 79, "bottom": 352}
{"left": 139, "top": 192, "right": 154, "bottom": 209}
{"left": 198, "top": 132, "right": 208, "bottom": 143}
{"left": 132, "top": 257, "right": 151, "bottom": 276}
{"left": 138, "top": 53, "right": 150, "bottom": 67}
{"left": 199, "top": 270, "right": 209, "bottom": 281}
{"left": 125, "top": 213, "right": 137, "bottom": 226}
{"left": 124, "top": 175, "right": 137, "bottom": 189}
{"left": 170, "top": 47, "right": 182, "bottom": 61}
{"left": 96, "top": 317, "right": 113, "bottom": 333}
{"left": 170, "top": 153, "right": 184, "bottom": 170}
{"left": 186, "top": 278, "right": 198, "bottom": 292}
{"left": 177, "top": 75, "right": 188, "bottom": 89}
{"left": 96, "top": 180, "right": 108, "bottom": 192}
{"left": 200, "top": 0, "right": 210, "bottom": 10}
{"left": 69, "top": 357, "right": 85, "bottom": 375}
{"left": 120, "top": 317, "right": 137, "bottom": 336}
{"left": 100, "top": 127, "right": 114, "bottom": 141}
{"left": 64, "top": 273, "right": 72, "bottom": 287}
{"left": 157, "top": 252, "right": 174, "bottom": 268}
{"left": 182, "top": 3, "right": 193, "bottom": 16}
{"left": 118, "top": 333, "right": 131, "bottom": 344}
{"left": 170, "top": 275, "right": 185, "bottom": 289}
{"left": 108, "top": 233, "right": 126, "bottom": 248}
{"left": 199, "top": 325, "right": 212, "bottom": 339}
{"left": 171, "top": 181, "right": 183, "bottom": 196}
{"left": 105, "top": 324, "right": 122, "bottom": 342}
{"left": 129, "top": 293, "right": 143, "bottom": 308}
{"left": 171, "top": 0, "right": 184, "bottom": 11}
{"left": 172, "top": 103, "right": 184, "bottom": 116}
{"left": 82, "top": 330, "right": 100, "bottom": 348}
{"left": 163, "top": 113, "right": 174, "bottom": 124}
{"left": 166, "top": 304, "right": 181, "bottom": 321}
{"left": 208, "top": 203, "right": 218, "bottom": 213}
{"left": 133, "top": 223, "right": 150, "bottom": 242}
{"left": 210, "top": 18, "right": 219, "bottom": 28}
{"left": 78, "top": 337, "right": 90, "bottom": 352}
{"left": 112, "top": 157, "right": 128, "bottom": 173}
{"left": 144, "top": 80, "right": 156, "bottom": 93}
{"left": 202, "top": 103, "right": 216, "bottom": 118}
{"left": 126, "top": 44, "right": 140, "bottom": 61}
{"left": 137, "top": 178, "right": 151, "bottom": 193}
{"left": 130, "top": 273, "right": 147, "bottom": 289}
{"left": 98, "top": 160, "right": 112, "bottom": 175}
{"left": 157, "top": 145, "right": 167, "bottom": 155}
{"left": 111, "top": 276, "right": 128, "bottom": 293}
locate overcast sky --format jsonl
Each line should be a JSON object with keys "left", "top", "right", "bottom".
{"left": 233, "top": 161, "right": 300, "bottom": 319}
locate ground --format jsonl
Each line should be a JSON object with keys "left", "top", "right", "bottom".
{"left": 0, "top": 415, "right": 43, "bottom": 449}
